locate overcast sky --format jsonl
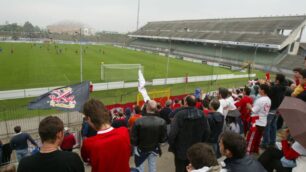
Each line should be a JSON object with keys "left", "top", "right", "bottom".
{"left": 0, "top": 0, "right": 306, "bottom": 35}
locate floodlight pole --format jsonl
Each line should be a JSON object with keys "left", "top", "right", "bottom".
{"left": 165, "top": 39, "right": 171, "bottom": 84}
{"left": 136, "top": 0, "right": 140, "bottom": 30}
{"left": 80, "top": 28, "right": 83, "bottom": 82}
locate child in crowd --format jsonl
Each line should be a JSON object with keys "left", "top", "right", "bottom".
{"left": 186, "top": 143, "right": 225, "bottom": 172}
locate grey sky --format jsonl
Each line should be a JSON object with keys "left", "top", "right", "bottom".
{"left": 0, "top": 0, "right": 306, "bottom": 34}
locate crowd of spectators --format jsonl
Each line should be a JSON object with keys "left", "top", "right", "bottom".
{"left": 1, "top": 67, "right": 306, "bottom": 172}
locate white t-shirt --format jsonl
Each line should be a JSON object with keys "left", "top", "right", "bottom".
{"left": 226, "top": 97, "right": 237, "bottom": 111}
{"left": 217, "top": 97, "right": 237, "bottom": 117}
{"left": 251, "top": 96, "right": 271, "bottom": 127}
{"left": 217, "top": 99, "right": 229, "bottom": 116}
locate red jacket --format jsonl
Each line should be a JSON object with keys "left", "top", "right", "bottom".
{"left": 281, "top": 140, "right": 300, "bottom": 160}
{"left": 60, "top": 133, "right": 76, "bottom": 150}
{"left": 81, "top": 127, "right": 131, "bottom": 172}
{"left": 235, "top": 96, "right": 253, "bottom": 121}
{"left": 172, "top": 103, "right": 181, "bottom": 110}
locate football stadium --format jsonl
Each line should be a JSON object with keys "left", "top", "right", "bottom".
{"left": 0, "top": 1, "right": 306, "bottom": 171}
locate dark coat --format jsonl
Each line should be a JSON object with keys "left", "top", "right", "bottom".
{"left": 207, "top": 111, "right": 224, "bottom": 143}
{"left": 131, "top": 114, "right": 167, "bottom": 152}
{"left": 168, "top": 107, "right": 211, "bottom": 160}
{"left": 224, "top": 155, "right": 267, "bottom": 172}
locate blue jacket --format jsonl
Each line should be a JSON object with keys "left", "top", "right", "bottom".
{"left": 10, "top": 133, "right": 37, "bottom": 150}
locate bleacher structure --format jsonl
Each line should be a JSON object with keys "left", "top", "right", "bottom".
{"left": 128, "top": 16, "right": 306, "bottom": 74}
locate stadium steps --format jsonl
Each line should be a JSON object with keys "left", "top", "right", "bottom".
{"left": 277, "top": 55, "right": 305, "bottom": 70}
{"left": 129, "top": 39, "right": 281, "bottom": 66}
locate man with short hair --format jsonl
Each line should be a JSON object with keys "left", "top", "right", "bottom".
{"left": 10, "top": 126, "right": 37, "bottom": 162}
{"left": 128, "top": 105, "right": 142, "bottom": 129}
{"left": 217, "top": 88, "right": 230, "bottom": 117}
{"left": 219, "top": 131, "right": 266, "bottom": 172}
{"left": 60, "top": 127, "right": 76, "bottom": 152}
{"left": 292, "top": 68, "right": 302, "bottom": 87}
{"left": 131, "top": 100, "right": 167, "bottom": 172}
{"left": 207, "top": 98, "right": 224, "bottom": 158}
{"left": 81, "top": 99, "right": 131, "bottom": 172}
{"left": 159, "top": 100, "right": 172, "bottom": 135}
{"left": 297, "top": 69, "right": 306, "bottom": 101}
{"left": 292, "top": 68, "right": 304, "bottom": 97}
{"left": 169, "top": 95, "right": 211, "bottom": 172}
{"left": 262, "top": 74, "right": 287, "bottom": 148}
{"left": 246, "top": 84, "right": 271, "bottom": 154}
{"left": 17, "top": 116, "right": 84, "bottom": 172}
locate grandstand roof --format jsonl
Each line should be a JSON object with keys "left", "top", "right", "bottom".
{"left": 129, "top": 16, "right": 306, "bottom": 50}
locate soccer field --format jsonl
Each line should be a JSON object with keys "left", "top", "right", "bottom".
{"left": 0, "top": 42, "right": 236, "bottom": 90}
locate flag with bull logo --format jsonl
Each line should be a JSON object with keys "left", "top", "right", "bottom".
{"left": 28, "top": 81, "right": 90, "bottom": 112}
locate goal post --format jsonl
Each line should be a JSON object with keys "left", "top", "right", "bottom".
{"left": 101, "top": 63, "right": 143, "bottom": 82}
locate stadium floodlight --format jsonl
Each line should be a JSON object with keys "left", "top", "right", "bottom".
{"left": 136, "top": 0, "right": 140, "bottom": 30}
{"left": 101, "top": 64, "right": 143, "bottom": 82}
{"left": 75, "top": 28, "right": 83, "bottom": 82}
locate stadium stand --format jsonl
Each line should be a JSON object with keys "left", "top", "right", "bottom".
{"left": 128, "top": 16, "right": 306, "bottom": 73}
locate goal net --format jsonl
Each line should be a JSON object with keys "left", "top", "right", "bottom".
{"left": 101, "top": 64, "right": 143, "bottom": 82}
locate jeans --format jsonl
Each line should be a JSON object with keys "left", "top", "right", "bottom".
{"left": 211, "top": 143, "right": 221, "bottom": 158}
{"left": 16, "top": 148, "right": 29, "bottom": 162}
{"left": 137, "top": 152, "right": 157, "bottom": 172}
{"left": 262, "top": 112, "right": 278, "bottom": 146}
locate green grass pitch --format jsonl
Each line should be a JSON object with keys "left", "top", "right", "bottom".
{"left": 0, "top": 42, "right": 237, "bottom": 90}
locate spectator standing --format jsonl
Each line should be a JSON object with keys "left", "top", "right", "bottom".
{"left": 128, "top": 106, "right": 142, "bottom": 129}
{"left": 235, "top": 86, "right": 253, "bottom": 135}
{"left": 207, "top": 99, "right": 224, "bottom": 158}
{"left": 186, "top": 143, "right": 225, "bottom": 172}
{"left": 10, "top": 126, "right": 38, "bottom": 162}
{"left": 60, "top": 127, "right": 76, "bottom": 152}
{"left": 291, "top": 68, "right": 304, "bottom": 97}
{"left": 131, "top": 100, "right": 167, "bottom": 172}
{"left": 292, "top": 68, "right": 302, "bottom": 87}
{"left": 159, "top": 100, "right": 172, "bottom": 135}
{"left": 81, "top": 99, "right": 131, "bottom": 172}
{"left": 81, "top": 117, "right": 97, "bottom": 138}
{"left": 297, "top": 69, "right": 306, "bottom": 101}
{"left": 169, "top": 95, "right": 211, "bottom": 172}
{"left": 261, "top": 74, "right": 287, "bottom": 149}
{"left": 125, "top": 107, "right": 132, "bottom": 123}
{"left": 17, "top": 116, "right": 84, "bottom": 172}
{"left": 246, "top": 84, "right": 271, "bottom": 154}
{"left": 217, "top": 88, "right": 230, "bottom": 117}
{"left": 172, "top": 98, "right": 181, "bottom": 110}
{"left": 219, "top": 132, "right": 266, "bottom": 172}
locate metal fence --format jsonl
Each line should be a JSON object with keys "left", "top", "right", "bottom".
{"left": 0, "top": 110, "right": 83, "bottom": 139}
{"left": 0, "top": 73, "right": 255, "bottom": 100}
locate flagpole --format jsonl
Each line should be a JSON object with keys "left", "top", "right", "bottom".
{"left": 136, "top": 0, "right": 140, "bottom": 30}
